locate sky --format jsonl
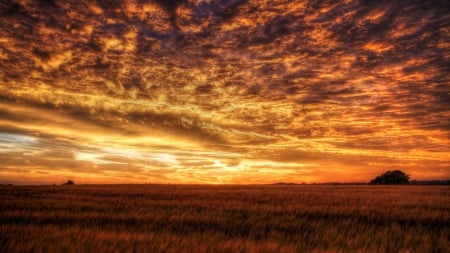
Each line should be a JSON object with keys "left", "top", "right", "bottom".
{"left": 0, "top": 0, "right": 449, "bottom": 184}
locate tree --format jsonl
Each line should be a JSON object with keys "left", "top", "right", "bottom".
{"left": 62, "top": 180, "right": 75, "bottom": 185}
{"left": 370, "top": 170, "right": 410, "bottom": 185}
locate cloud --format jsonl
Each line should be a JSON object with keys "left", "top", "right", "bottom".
{"left": 0, "top": 0, "right": 448, "bottom": 184}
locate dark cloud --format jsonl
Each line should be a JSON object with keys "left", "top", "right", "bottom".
{"left": 0, "top": 1, "right": 28, "bottom": 17}
{"left": 196, "top": 84, "right": 214, "bottom": 93}
{"left": 153, "top": 0, "right": 187, "bottom": 26}
{"left": 0, "top": 0, "right": 448, "bottom": 183}
{"left": 211, "top": 0, "right": 248, "bottom": 21}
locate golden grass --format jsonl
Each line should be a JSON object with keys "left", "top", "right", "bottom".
{"left": 1, "top": 185, "right": 448, "bottom": 252}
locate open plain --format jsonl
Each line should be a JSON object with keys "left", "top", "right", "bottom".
{"left": 0, "top": 185, "right": 448, "bottom": 252}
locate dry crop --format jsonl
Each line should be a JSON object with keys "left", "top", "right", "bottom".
{"left": 0, "top": 185, "right": 448, "bottom": 252}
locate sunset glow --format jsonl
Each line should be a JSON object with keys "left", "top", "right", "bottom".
{"left": 0, "top": 0, "right": 449, "bottom": 184}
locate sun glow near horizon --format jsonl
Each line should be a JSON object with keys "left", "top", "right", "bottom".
{"left": 0, "top": 0, "right": 449, "bottom": 185}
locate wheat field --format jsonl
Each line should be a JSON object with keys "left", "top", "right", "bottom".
{"left": 1, "top": 185, "right": 448, "bottom": 252}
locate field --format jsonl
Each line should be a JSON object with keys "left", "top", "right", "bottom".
{"left": 1, "top": 185, "right": 448, "bottom": 252}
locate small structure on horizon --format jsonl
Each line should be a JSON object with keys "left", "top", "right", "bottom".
{"left": 62, "top": 180, "right": 75, "bottom": 185}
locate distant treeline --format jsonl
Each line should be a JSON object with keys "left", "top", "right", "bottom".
{"left": 409, "top": 180, "right": 450, "bottom": 185}
{"left": 2, "top": 180, "right": 449, "bottom": 186}
{"left": 274, "top": 180, "right": 450, "bottom": 185}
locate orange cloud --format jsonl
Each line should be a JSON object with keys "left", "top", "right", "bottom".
{"left": 0, "top": 0, "right": 448, "bottom": 184}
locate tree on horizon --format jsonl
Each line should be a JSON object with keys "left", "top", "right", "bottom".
{"left": 62, "top": 180, "right": 75, "bottom": 185}
{"left": 370, "top": 170, "right": 410, "bottom": 185}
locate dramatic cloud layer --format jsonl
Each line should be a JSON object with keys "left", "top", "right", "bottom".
{"left": 0, "top": 0, "right": 449, "bottom": 184}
